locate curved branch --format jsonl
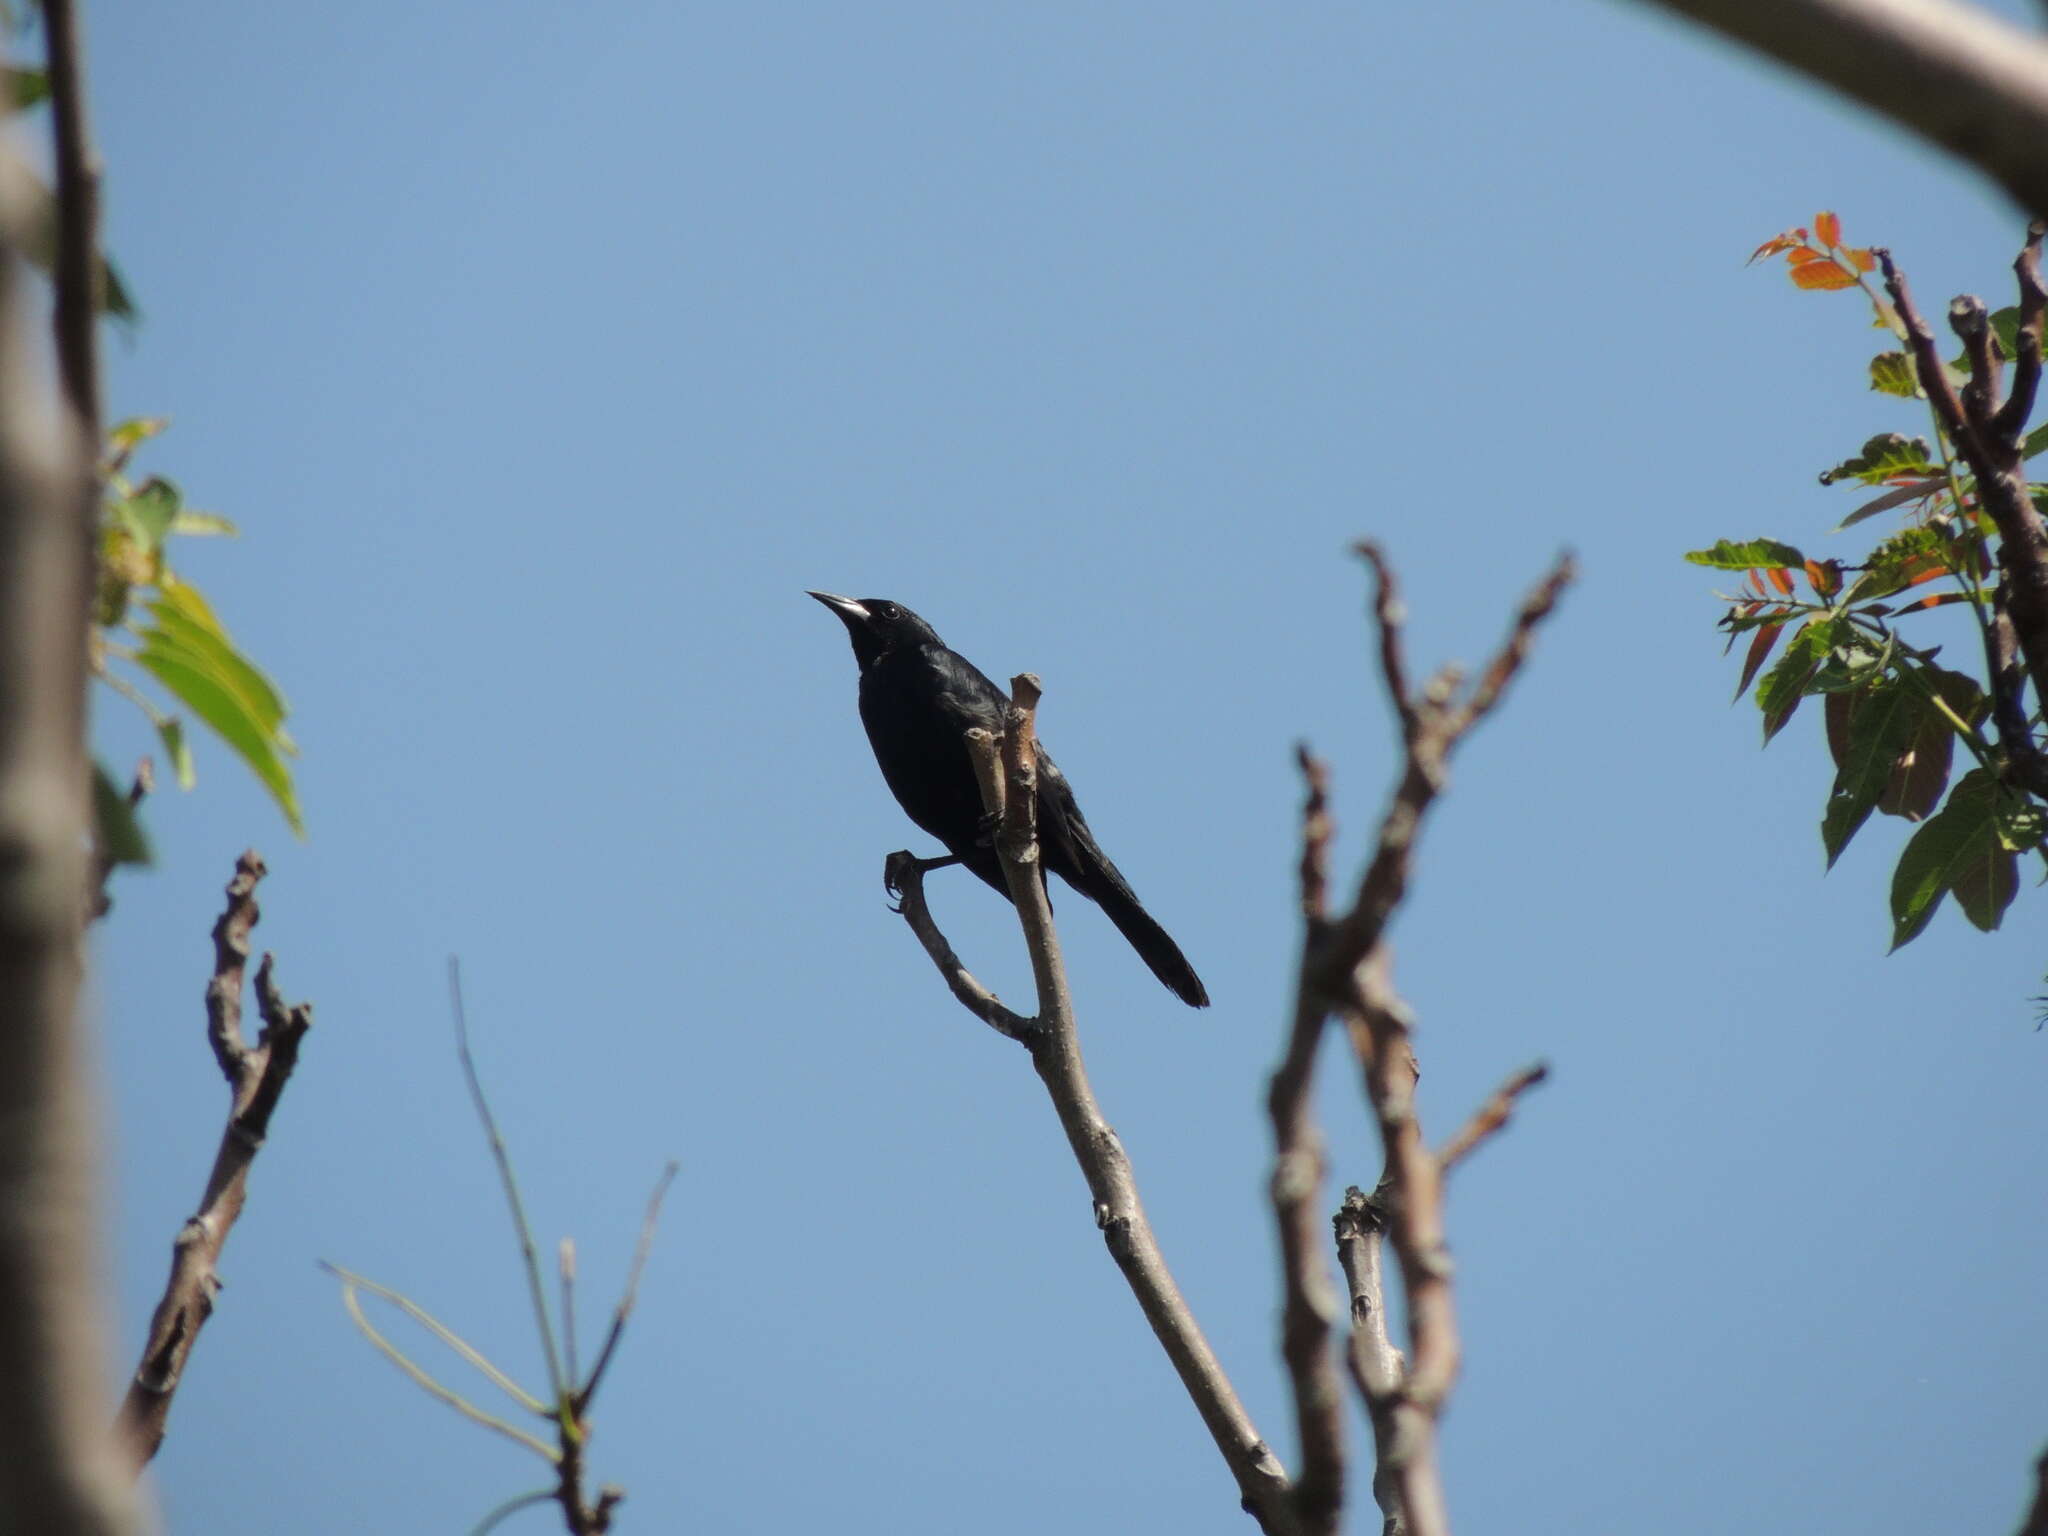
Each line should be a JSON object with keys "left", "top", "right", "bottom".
{"left": 1628, "top": 0, "right": 2048, "bottom": 216}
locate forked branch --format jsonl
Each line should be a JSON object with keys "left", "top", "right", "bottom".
{"left": 116, "top": 851, "right": 315, "bottom": 1471}
{"left": 887, "top": 677, "right": 1295, "bottom": 1534}
{"left": 1275, "top": 548, "right": 1570, "bottom": 1536}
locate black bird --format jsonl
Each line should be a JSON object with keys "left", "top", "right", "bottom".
{"left": 809, "top": 592, "right": 1209, "bottom": 1008}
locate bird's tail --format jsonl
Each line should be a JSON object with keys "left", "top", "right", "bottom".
{"left": 1091, "top": 880, "right": 1210, "bottom": 1007}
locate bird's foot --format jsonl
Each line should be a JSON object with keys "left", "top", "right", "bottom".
{"left": 883, "top": 850, "right": 961, "bottom": 909}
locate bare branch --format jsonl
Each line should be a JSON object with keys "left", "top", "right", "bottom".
{"left": 1333, "top": 1186, "right": 1407, "bottom": 1536}
{"left": 117, "top": 854, "right": 316, "bottom": 1471}
{"left": 1623, "top": 0, "right": 2048, "bottom": 217}
{"left": 889, "top": 676, "right": 1296, "bottom": 1533}
{"left": 1454, "top": 556, "right": 1577, "bottom": 733}
{"left": 202, "top": 851, "right": 263, "bottom": 1078}
{"left": 1320, "top": 552, "right": 1575, "bottom": 991}
{"left": 1270, "top": 862, "right": 1350, "bottom": 1535}
{"left": 883, "top": 849, "right": 1035, "bottom": 1041}
{"left": 1283, "top": 548, "right": 1569, "bottom": 1536}
{"left": 1437, "top": 1063, "right": 1551, "bottom": 1176}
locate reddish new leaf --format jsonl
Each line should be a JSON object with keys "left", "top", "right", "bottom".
{"left": 1902, "top": 589, "right": 1973, "bottom": 612}
{"left": 1766, "top": 566, "right": 1796, "bottom": 596}
{"left": 1738, "top": 619, "right": 1789, "bottom": 700}
{"left": 1813, "top": 210, "right": 1842, "bottom": 247}
{"left": 1748, "top": 230, "right": 1804, "bottom": 265}
{"left": 1804, "top": 559, "right": 1842, "bottom": 597}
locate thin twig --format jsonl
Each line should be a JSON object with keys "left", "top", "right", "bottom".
{"left": 449, "top": 960, "right": 566, "bottom": 1407}
{"left": 1437, "top": 1063, "right": 1551, "bottom": 1175}
{"left": 559, "top": 1241, "right": 580, "bottom": 1401}
{"left": 326, "top": 1269, "right": 556, "bottom": 1461}
{"left": 318, "top": 1262, "right": 544, "bottom": 1414}
{"left": 471, "top": 1489, "right": 557, "bottom": 1536}
{"left": 1297, "top": 745, "right": 1332, "bottom": 923}
{"left": 577, "top": 1160, "right": 680, "bottom": 1413}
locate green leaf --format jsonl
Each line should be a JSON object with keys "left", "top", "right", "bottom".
{"left": 2024, "top": 422, "right": 2048, "bottom": 460}
{"left": 1819, "top": 434, "right": 1938, "bottom": 486}
{"left": 168, "top": 511, "right": 238, "bottom": 538}
{"left": 1813, "top": 629, "right": 1893, "bottom": 694}
{"left": 1889, "top": 769, "right": 2009, "bottom": 948}
{"left": 1820, "top": 675, "right": 1922, "bottom": 867}
{"left": 91, "top": 760, "right": 151, "bottom": 867}
{"left": 1756, "top": 618, "right": 1834, "bottom": 743}
{"left": 156, "top": 717, "right": 195, "bottom": 791}
{"left": 1844, "top": 525, "right": 1947, "bottom": 605}
{"left": 134, "top": 640, "right": 302, "bottom": 836}
{"left": 3, "top": 65, "right": 47, "bottom": 110}
{"left": 114, "top": 476, "right": 180, "bottom": 554}
{"left": 1868, "top": 351, "right": 1919, "bottom": 398}
{"left": 147, "top": 586, "right": 292, "bottom": 746}
{"left": 107, "top": 416, "right": 167, "bottom": 455}
{"left": 1878, "top": 666, "right": 1983, "bottom": 821}
{"left": 1686, "top": 538, "right": 1807, "bottom": 572}
{"left": 1951, "top": 845, "right": 2019, "bottom": 932}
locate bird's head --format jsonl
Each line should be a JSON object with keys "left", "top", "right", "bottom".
{"left": 807, "top": 592, "right": 943, "bottom": 670}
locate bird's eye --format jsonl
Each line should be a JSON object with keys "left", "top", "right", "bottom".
{"left": 877, "top": 604, "right": 897, "bottom": 619}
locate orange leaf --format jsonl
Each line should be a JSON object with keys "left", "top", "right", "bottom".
{"left": 1804, "top": 558, "right": 1842, "bottom": 597}
{"left": 1847, "top": 247, "right": 1877, "bottom": 272}
{"left": 1814, "top": 210, "right": 1842, "bottom": 247}
{"left": 1791, "top": 260, "right": 1860, "bottom": 291}
{"left": 1748, "top": 230, "right": 1804, "bottom": 265}
{"left": 1766, "top": 566, "right": 1795, "bottom": 596}
{"left": 1787, "top": 247, "right": 1830, "bottom": 266}
{"left": 1905, "top": 589, "right": 1973, "bottom": 612}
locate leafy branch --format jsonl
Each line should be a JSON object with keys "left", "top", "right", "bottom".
{"left": 1695, "top": 212, "right": 2048, "bottom": 953}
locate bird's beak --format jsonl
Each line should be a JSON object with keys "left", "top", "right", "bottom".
{"left": 807, "top": 591, "right": 870, "bottom": 625}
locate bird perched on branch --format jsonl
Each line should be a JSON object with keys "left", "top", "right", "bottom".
{"left": 808, "top": 592, "right": 1209, "bottom": 1008}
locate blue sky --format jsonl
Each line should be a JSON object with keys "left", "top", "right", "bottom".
{"left": 78, "top": 3, "right": 2046, "bottom": 1532}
